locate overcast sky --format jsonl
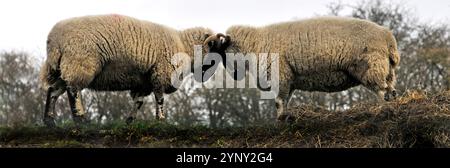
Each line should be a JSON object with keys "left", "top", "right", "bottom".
{"left": 0, "top": 0, "right": 449, "bottom": 58}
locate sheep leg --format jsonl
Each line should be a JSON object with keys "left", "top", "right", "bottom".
{"left": 351, "top": 56, "right": 392, "bottom": 102}
{"left": 363, "top": 81, "right": 390, "bottom": 102}
{"left": 384, "top": 87, "right": 397, "bottom": 101}
{"left": 67, "top": 87, "right": 88, "bottom": 125}
{"left": 276, "top": 86, "right": 294, "bottom": 123}
{"left": 43, "top": 81, "right": 66, "bottom": 128}
{"left": 154, "top": 91, "right": 165, "bottom": 120}
{"left": 126, "top": 92, "right": 146, "bottom": 125}
{"left": 384, "top": 69, "right": 397, "bottom": 101}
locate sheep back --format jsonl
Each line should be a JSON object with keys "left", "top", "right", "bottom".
{"left": 41, "top": 14, "right": 212, "bottom": 91}
{"left": 226, "top": 17, "right": 400, "bottom": 92}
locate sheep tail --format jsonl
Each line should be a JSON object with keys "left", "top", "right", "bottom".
{"left": 386, "top": 32, "right": 400, "bottom": 67}
{"left": 39, "top": 39, "right": 62, "bottom": 90}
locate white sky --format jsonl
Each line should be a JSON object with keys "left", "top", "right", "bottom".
{"left": 0, "top": 0, "right": 449, "bottom": 58}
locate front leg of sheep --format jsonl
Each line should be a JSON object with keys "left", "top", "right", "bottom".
{"left": 126, "top": 91, "right": 150, "bottom": 125}
{"left": 154, "top": 91, "right": 165, "bottom": 120}
{"left": 67, "top": 87, "right": 88, "bottom": 125}
{"left": 126, "top": 99, "right": 143, "bottom": 124}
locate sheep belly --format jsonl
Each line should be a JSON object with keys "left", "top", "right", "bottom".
{"left": 88, "top": 62, "right": 152, "bottom": 91}
{"left": 294, "top": 70, "right": 360, "bottom": 92}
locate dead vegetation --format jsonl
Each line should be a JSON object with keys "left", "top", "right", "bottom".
{"left": 0, "top": 90, "right": 449, "bottom": 148}
{"left": 289, "top": 90, "right": 450, "bottom": 147}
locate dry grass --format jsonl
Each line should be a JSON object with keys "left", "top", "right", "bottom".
{"left": 288, "top": 90, "right": 450, "bottom": 147}
{"left": 0, "top": 90, "right": 449, "bottom": 148}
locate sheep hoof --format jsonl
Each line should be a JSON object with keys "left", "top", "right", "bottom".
{"left": 156, "top": 115, "right": 166, "bottom": 121}
{"left": 384, "top": 90, "right": 397, "bottom": 101}
{"left": 126, "top": 116, "right": 135, "bottom": 125}
{"left": 73, "top": 115, "right": 89, "bottom": 126}
{"left": 277, "top": 114, "right": 296, "bottom": 124}
{"left": 43, "top": 117, "right": 56, "bottom": 128}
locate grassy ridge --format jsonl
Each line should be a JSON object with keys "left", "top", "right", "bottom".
{"left": 1, "top": 90, "right": 449, "bottom": 148}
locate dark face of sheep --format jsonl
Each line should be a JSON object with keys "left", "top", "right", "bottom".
{"left": 203, "top": 33, "right": 240, "bottom": 80}
{"left": 194, "top": 33, "right": 229, "bottom": 82}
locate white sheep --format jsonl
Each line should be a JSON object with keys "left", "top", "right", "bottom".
{"left": 40, "top": 14, "right": 214, "bottom": 127}
{"left": 204, "top": 17, "right": 400, "bottom": 121}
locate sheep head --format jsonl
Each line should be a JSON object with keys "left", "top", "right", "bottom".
{"left": 203, "top": 33, "right": 244, "bottom": 81}
{"left": 193, "top": 33, "right": 232, "bottom": 82}
{"left": 204, "top": 33, "right": 231, "bottom": 63}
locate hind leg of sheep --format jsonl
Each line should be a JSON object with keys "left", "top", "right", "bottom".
{"left": 154, "top": 91, "right": 165, "bottom": 120}
{"left": 126, "top": 92, "right": 149, "bottom": 125}
{"left": 384, "top": 69, "right": 397, "bottom": 101}
{"left": 43, "top": 80, "right": 66, "bottom": 128}
{"left": 361, "top": 79, "right": 390, "bottom": 102}
{"left": 351, "top": 56, "right": 391, "bottom": 102}
{"left": 67, "top": 87, "right": 88, "bottom": 125}
{"left": 276, "top": 86, "right": 294, "bottom": 123}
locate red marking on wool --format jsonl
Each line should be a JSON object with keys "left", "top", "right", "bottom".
{"left": 110, "top": 14, "right": 123, "bottom": 21}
